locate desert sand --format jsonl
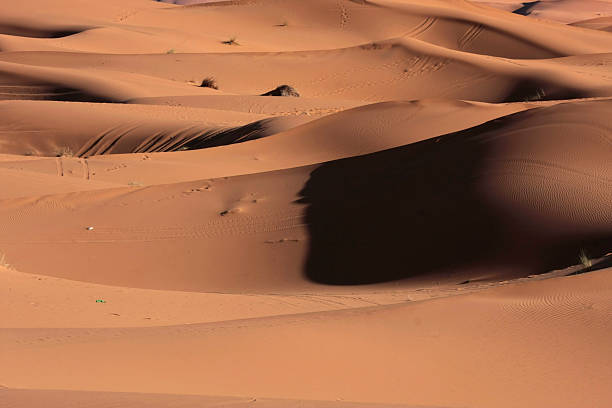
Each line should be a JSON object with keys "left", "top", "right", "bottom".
{"left": 1, "top": 1, "right": 611, "bottom": 407}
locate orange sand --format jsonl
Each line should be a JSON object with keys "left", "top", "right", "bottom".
{"left": 1, "top": 1, "right": 611, "bottom": 407}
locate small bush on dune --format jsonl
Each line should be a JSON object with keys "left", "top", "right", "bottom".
{"left": 261, "top": 85, "right": 300, "bottom": 97}
{"left": 524, "top": 87, "right": 546, "bottom": 102}
{"left": 54, "top": 146, "right": 74, "bottom": 157}
{"left": 200, "top": 77, "right": 219, "bottom": 90}
{"left": 0, "top": 252, "right": 11, "bottom": 269}
{"left": 579, "top": 249, "right": 592, "bottom": 269}
{"left": 222, "top": 37, "right": 239, "bottom": 45}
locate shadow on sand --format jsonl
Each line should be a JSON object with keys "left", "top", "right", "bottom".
{"left": 297, "top": 112, "right": 611, "bottom": 285}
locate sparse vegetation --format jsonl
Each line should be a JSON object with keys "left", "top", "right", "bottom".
{"left": 261, "top": 84, "right": 300, "bottom": 97}
{"left": 199, "top": 77, "right": 219, "bottom": 89}
{"left": 222, "top": 37, "right": 239, "bottom": 46}
{"left": 524, "top": 87, "right": 546, "bottom": 102}
{"left": 579, "top": 249, "right": 592, "bottom": 269}
{"left": 54, "top": 146, "right": 74, "bottom": 157}
{"left": 0, "top": 252, "right": 11, "bottom": 269}
{"left": 166, "top": 48, "right": 175, "bottom": 54}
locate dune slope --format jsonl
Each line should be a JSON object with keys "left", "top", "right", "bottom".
{"left": 1, "top": 0, "right": 611, "bottom": 407}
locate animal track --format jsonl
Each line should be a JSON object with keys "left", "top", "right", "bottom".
{"left": 337, "top": 1, "right": 350, "bottom": 29}
{"left": 80, "top": 158, "right": 90, "bottom": 180}
{"left": 405, "top": 17, "right": 437, "bottom": 38}
{"left": 458, "top": 24, "right": 484, "bottom": 50}
{"left": 55, "top": 157, "right": 64, "bottom": 177}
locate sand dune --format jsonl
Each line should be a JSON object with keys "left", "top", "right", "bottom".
{"left": 1, "top": 389, "right": 410, "bottom": 408}
{"left": 3, "top": 267, "right": 611, "bottom": 407}
{"left": 0, "top": 99, "right": 609, "bottom": 292}
{"left": 572, "top": 15, "right": 612, "bottom": 31}
{"left": 3, "top": 44, "right": 612, "bottom": 106}
{"left": 0, "top": 98, "right": 550, "bottom": 190}
{"left": 0, "top": 100, "right": 288, "bottom": 156}
{"left": 1, "top": 0, "right": 611, "bottom": 407}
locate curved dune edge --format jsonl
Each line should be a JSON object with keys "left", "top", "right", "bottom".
{"left": 0, "top": 99, "right": 609, "bottom": 292}
{"left": 0, "top": 100, "right": 298, "bottom": 156}
{"left": 0, "top": 98, "right": 534, "bottom": 158}
{"left": 2, "top": 44, "right": 612, "bottom": 104}
{"left": 0, "top": 98, "right": 547, "bottom": 196}
{"left": 0, "top": 264, "right": 420, "bottom": 329}
{"left": 0, "top": 389, "right": 412, "bottom": 408}
{"left": 0, "top": 97, "right": 607, "bottom": 187}
{"left": 571, "top": 15, "right": 612, "bottom": 32}
{"left": 472, "top": 0, "right": 612, "bottom": 24}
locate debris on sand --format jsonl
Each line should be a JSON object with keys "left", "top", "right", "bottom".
{"left": 199, "top": 77, "right": 218, "bottom": 89}
{"left": 260, "top": 85, "right": 300, "bottom": 97}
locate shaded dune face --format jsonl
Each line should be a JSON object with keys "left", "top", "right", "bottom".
{"left": 299, "top": 101, "right": 612, "bottom": 284}
{"left": 502, "top": 78, "right": 585, "bottom": 102}
{"left": 0, "top": 23, "right": 85, "bottom": 39}
{"left": 0, "top": 73, "right": 112, "bottom": 103}
{"left": 572, "top": 16, "right": 612, "bottom": 32}
{"left": 474, "top": 0, "right": 612, "bottom": 24}
{"left": 77, "top": 118, "right": 278, "bottom": 156}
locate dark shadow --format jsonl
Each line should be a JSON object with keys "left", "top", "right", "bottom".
{"left": 75, "top": 118, "right": 278, "bottom": 156}
{"left": 0, "top": 24, "right": 84, "bottom": 38}
{"left": 173, "top": 119, "right": 274, "bottom": 150}
{"left": 503, "top": 79, "right": 585, "bottom": 103}
{"left": 567, "top": 254, "right": 612, "bottom": 276}
{"left": 0, "top": 84, "right": 115, "bottom": 103}
{"left": 49, "top": 87, "right": 115, "bottom": 103}
{"left": 297, "top": 112, "right": 611, "bottom": 285}
{"left": 260, "top": 85, "right": 300, "bottom": 97}
{"left": 590, "top": 256, "right": 612, "bottom": 272}
{"left": 513, "top": 1, "right": 540, "bottom": 16}
{"left": 132, "top": 119, "right": 274, "bottom": 154}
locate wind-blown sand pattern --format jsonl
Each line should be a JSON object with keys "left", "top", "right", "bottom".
{"left": 1, "top": 1, "right": 611, "bottom": 407}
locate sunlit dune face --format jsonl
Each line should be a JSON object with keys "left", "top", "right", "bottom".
{"left": 1, "top": 1, "right": 611, "bottom": 407}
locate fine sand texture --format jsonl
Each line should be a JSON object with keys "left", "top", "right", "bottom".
{"left": 1, "top": 1, "right": 611, "bottom": 407}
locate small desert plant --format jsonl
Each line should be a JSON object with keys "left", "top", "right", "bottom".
{"left": 579, "top": 249, "right": 592, "bottom": 269}
{"left": 166, "top": 48, "right": 175, "bottom": 54}
{"left": 524, "top": 87, "right": 546, "bottom": 102}
{"left": 0, "top": 252, "right": 11, "bottom": 269}
{"left": 260, "top": 84, "right": 300, "bottom": 97}
{"left": 222, "top": 37, "right": 239, "bottom": 45}
{"left": 54, "top": 146, "right": 74, "bottom": 157}
{"left": 199, "top": 77, "right": 218, "bottom": 89}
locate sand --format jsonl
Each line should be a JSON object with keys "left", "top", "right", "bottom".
{"left": 1, "top": 1, "right": 611, "bottom": 407}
